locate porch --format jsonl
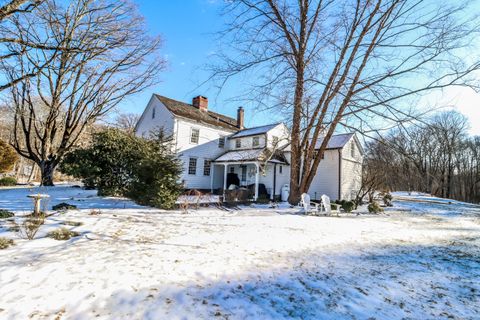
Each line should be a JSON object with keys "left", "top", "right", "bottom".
{"left": 210, "top": 161, "right": 289, "bottom": 202}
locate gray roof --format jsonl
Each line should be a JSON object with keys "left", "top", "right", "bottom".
{"left": 314, "top": 133, "right": 355, "bottom": 149}
{"left": 155, "top": 95, "right": 240, "bottom": 131}
{"left": 215, "top": 149, "right": 264, "bottom": 162}
{"left": 229, "top": 123, "right": 281, "bottom": 139}
{"left": 214, "top": 148, "right": 289, "bottom": 164}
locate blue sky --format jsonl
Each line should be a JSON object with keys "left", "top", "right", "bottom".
{"left": 118, "top": 0, "right": 271, "bottom": 128}
{"left": 118, "top": 0, "right": 480, "bottom": 136}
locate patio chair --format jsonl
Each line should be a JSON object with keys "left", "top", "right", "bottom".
{"left": 320, "top": 194, "right": 339, "bottom": 216}
{"left": 300, "top": 193, "right": 320, "bottom": 214}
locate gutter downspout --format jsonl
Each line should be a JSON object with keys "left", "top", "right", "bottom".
{"left": 338, "top": 149, "right": 342, "bottom": 200}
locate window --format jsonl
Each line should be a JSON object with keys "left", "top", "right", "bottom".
{"left": 235, "top": 139, "right": 241, "bottom": 148}
{"left": 279, "top": 165, "right": 283, "bottom": 174}
{"left": 188, "top": 158, "right": 197, "bottom": 175}
{"left": 230, "top": 167, "right": 235, "bottom": 173}
{"left": 351, "top": 144, "right": 355, "bottom": 158}
{"left": 218, "top": 136, "right": 225, "bottom": 148}
{"left": 252, "top": 136, "right": 260, "bottom": 147}
{"left": 203, "top": 159, "right": 211, "bottom": 176}
{"left": 190, "top": 128, "right": 199, "bottom": 144}
{"left": 241, "top": 165, "right": 247, "bottom": 181}
{"left": 152, "top": 107, "right": 155, "bottom": 119}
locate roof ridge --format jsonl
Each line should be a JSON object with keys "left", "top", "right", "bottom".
{"left": 237, "top": 122, "right": 282, "bottom": 131}
{"left": 154, "top": 94, "right": 240, "bottom": 131}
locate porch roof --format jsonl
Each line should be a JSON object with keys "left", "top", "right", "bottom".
{"left": 214, "top": 148, "right": 289, "bottom": 164}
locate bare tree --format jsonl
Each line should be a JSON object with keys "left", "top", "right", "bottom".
{"left": 0, "top": 0, "right": 63, "bottom": 90}
{"left": 365, "top": 110, "right": 479, "bottom": 203}
{"left": 7, "top": 0, "right": 165, "bottom": 185}
{"left": 114, "top": 112, "right": 140, "bottom": 135}
{"left": 212, "top": 0, "right": 480, "bottom": 203}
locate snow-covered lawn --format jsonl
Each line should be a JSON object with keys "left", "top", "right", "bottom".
{"left": 0, "top": 187, "right": 479, "bottom": 319}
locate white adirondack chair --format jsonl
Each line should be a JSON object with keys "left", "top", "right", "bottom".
{"left": 300, "top": 193, "right": 320, "bottom": 214}
{"left": 321, "top": 194, "right": 339, "bottom": 216}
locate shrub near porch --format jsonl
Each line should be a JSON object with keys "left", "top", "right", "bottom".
{"left": 60, "top": 129, "right": 182, "bottom": 209}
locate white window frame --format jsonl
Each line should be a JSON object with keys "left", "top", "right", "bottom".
{"left": 188, "top": 157, "right": 197, "bottom": 175}
{"left": 218, "top": 136, "right": 225, "bottom": 148}
{"left": 235, "top": 139, "right": 241, "bottom": 149}
{"left": 252, "top": 136, "right": 260, "bottom": 147}
{"left": 203, "top": 159, "right": 211, "bottom": 176}
{"left": 190, "top": 128, "right": 199, "bottom": 144}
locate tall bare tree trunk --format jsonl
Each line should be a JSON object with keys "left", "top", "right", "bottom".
{"left": 39, "top": 160, "right": 55, "bottom": 186}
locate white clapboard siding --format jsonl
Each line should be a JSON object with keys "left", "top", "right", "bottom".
{"left": 229, "top": 134, "right": 267, "bottom": 150}
{"left": 266, "top": 123, "right": 290, "bottom": 149}
{"left": 307, "top": 149, "right": 340, "bottom": 201}
{"left": 176, "top": 118, "right": 235, "bottom": 189}
{"left": 340, "top": 139, "right": 363, "bottom": 200}
{"left": 135, "top": 96, "right": 175, "bottom": 137}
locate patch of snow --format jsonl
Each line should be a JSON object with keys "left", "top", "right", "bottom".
{"left": 0, "top": 187, "right": 479, "bottom": 319}
{"left": 314, "top": 133, "right": 354, "bottom": 149}
{"left": 229, "top": 123, "right": 281, "bottom": 139}
{"left": 0, "top": 185, "right": 144, "bottom": 212}
{"left": 214, "top": 149, "right": 264, "bottom": 162}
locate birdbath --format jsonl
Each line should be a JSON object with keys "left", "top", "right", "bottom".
{"left": 27, "top": 194, "right": 50, "bottom": 215}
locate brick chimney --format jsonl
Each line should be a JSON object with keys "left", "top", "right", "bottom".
{"left": 192, "top": 95, "right": 208, "bottom": 112}
{"left": 237, "top": 106, "right": 244, "bottom": 129}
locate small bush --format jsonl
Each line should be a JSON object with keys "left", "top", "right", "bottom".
{"left": 330, "top": 203, "right": 339, "bottom": 211}
{"left": 0, "top": 177, "right": 16, "bottom": 186}
{"left": 368, "top": 201, "right": 384, "bottom": 214}
{"left": 89, "top": 209, "right": 101, "bottom": 215}
{"left": 0, "top": 237, "right": 14, "bottom": 249}
{"left": 47, "top": 227, "right": 80, "bottom": 240}
{"left": 52, "top": 202, "right": 77, "bottom": 211}
{"left": 383, "top": 193, "right": 393, "bottom": 207}
{"left": 0, "top": 209, "right": 14, "bottom": 219}
{"left": 16, "top": 215, "right": 45, "bottom": 240}
{"left": 61, "top": 220, "right": 83, "bottom": 227}
{"left": 341, "top": 201, "right": 355, "bottom": 213}
{"left": 7, "top": 225, "right": 19, "bottom": 232}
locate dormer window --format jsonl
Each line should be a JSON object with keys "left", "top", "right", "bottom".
{"left": 252, "top": 136, "right": 260, "bottom": 147}
{"left": 235, "top": 139, "right": 241, "bottom": 148}
{"left": 218, "top": 136, "right": 225, "bottom": 148}
{"left": 190, "top": 128, "right": 199, "bottom": 144}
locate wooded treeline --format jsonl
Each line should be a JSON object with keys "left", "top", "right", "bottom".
{"left": 363, "top": 111, "right": 480, "bottom": 204}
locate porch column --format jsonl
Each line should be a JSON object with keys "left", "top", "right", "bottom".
{"left": 223, "top": 164, "right": 228, "bottom": 199}
{"left": 210, "top": 164, "right": 215, "bottom": 193}
{"left": 254, "top": 162, "right": 259, "bottom": 201}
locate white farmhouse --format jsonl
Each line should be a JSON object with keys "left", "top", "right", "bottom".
{"left": 135, "top": 94, "right": 363, "bottom": 201}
